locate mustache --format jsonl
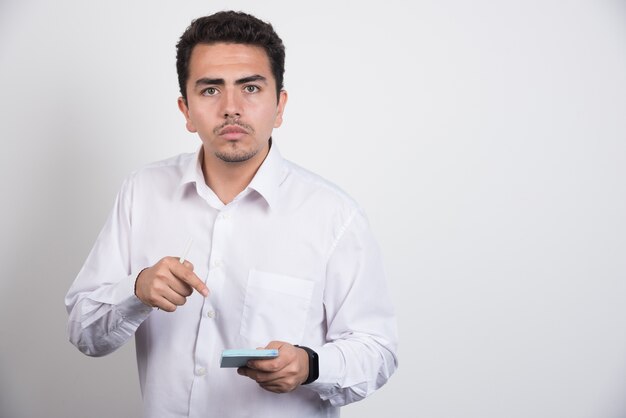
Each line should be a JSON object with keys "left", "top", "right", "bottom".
{"left": 213, "top": 119, "right": 254, "bottom": 135}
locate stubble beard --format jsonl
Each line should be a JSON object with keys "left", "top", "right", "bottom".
{"left": 214, "top": 144, "right": 259, "bottom": 163}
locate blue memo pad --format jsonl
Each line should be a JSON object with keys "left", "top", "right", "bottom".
{"left": 220, "top": 349, "right": 279, "bottom": 368}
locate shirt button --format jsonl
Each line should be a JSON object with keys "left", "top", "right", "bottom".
{"left": 211, "top": 259, "right": 222, "bottom": 268}
{"left": 196, "top": 367, "right": 207, "bottom": 376}
{"left": 206, "top": 310, "right": 215, "bottom": 318}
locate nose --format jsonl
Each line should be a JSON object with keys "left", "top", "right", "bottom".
{"left": 222, "top": 88, "right": 242, "bottom": 119}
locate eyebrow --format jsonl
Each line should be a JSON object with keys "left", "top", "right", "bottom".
{"left": 194, "top": 74, "right": 268, "bottom": 88}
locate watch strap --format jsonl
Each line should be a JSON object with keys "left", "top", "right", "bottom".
{"left": 295, "top": 345, "right": 319, "bottom": 385}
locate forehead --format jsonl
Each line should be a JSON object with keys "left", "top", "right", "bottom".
{"left": 188, "top": 43, "right": 273, "bottom": 80}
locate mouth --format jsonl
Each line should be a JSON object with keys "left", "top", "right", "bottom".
{"left": 218, "top": 125, "right": 249, "bottom": 141}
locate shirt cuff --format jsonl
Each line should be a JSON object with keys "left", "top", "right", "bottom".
{"left": 303, "top": 344, "right": 345, "bottom": 399}
{"left": 114, "top": 272, "right": 153, "bottom": 320}
{"left": 85, "top": 271, "right": 153, "bottom": 320}
{"left": 115, "top": 292, "right": 153, "bottom": 319}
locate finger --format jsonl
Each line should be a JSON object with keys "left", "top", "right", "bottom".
{"left": 247, "top": 358, "right": 283, "bottom": 372}
{"left": 155, "top": 296, "right": 178, "bottom": 312}
{"left": 259, "top": 382, "right": 288, "bottom": 393}
{"left": 149, "top": 277, "right": 186, "bottom": 306}
{"left": 240, "top": 365, "right": 288, "bottom": 385}
{"left": 170, "top": 260, "right": 209, "bottom": 297}
{"left": 254, "top": 371, "right": 280, "bottom": 384}
{"left": 237, "top": 367, "right": 256, "bottom": 380}
{"left": 168, "top": 278, "right": 193, "bottom": 297}
{"left": 259, "top": 373, "right": 302, "bottom": 393}
{"left": 181, "top": 260, "right": 195, "bottom": 271}
{"left": 162, "top": 288, "right": 187, "bottom": 306}
{"left": 259, "top": 375, "right": 298, "bottom": 393}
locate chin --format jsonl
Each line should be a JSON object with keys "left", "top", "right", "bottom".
{"left": 215, "top": 149, "right": 258, "bottom": 163}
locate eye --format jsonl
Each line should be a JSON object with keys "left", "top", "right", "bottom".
{"left": 202, "top": 87, "right": 218, "bottom": 96}
{"left": 244, "top": 85, "right": 260, "bottom": 93}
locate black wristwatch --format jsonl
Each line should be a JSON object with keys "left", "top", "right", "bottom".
{"left": 295, "top": 345, "right": 319, "bottom": 385}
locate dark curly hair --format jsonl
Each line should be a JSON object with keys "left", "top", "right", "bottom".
{"left": 176, "top": 11, "right": 285, "bottom": 102}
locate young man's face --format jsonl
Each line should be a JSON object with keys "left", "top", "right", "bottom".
{"left": 178, "top": 43, "right": 287, "bottom": 165}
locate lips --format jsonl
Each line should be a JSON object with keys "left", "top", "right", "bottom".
{"left": 219, "top": 125, "right": 248, "bottom": 134}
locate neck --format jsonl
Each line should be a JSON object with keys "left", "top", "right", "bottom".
{"left": 201, "top": 143, "right": 270, "bottom": 205}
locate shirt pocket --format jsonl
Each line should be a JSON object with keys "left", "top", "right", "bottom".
{"left": 240, "top": 270, "right": 314, "bottom": 346}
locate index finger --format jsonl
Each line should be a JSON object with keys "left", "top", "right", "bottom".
{"left": 170, "top": 260, "right": 209, "bottom": 297}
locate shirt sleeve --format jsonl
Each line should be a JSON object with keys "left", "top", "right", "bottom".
{"left": 65, "top": 176, "right": 152, "bottom": 357}
{"left": 305, "top": 208, "right": 399, "bottom": 406}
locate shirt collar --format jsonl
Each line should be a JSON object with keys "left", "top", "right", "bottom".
{"left": 179, "top": 141, "right": 287, "bottom": 209}
{"left": 246, "top": 140, "right": 287, "bottom": 208}
{"left": 179, "top": 146, "right": 205, "bottom": 189}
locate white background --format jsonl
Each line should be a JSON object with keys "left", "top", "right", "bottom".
{"left": 1, "top": 0, "right": 626, "bottom": 417}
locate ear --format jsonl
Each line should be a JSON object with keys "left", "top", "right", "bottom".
{"left": 177, "top": 96, "right": 197, "bottom": 133}
{"left": 273, "top": 90, "right": 288, "bottom": 128}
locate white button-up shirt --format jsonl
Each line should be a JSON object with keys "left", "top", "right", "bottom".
{"left": 65, "top": 143, "right": 398, "bottom": 418}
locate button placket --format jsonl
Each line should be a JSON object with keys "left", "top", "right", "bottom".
{"left": 192, "top": 208, "right": 232, "bottom": 383}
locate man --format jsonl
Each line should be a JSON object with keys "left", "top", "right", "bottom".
{"left": 65, "top": 11, "right": 398, "bottom": 418}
